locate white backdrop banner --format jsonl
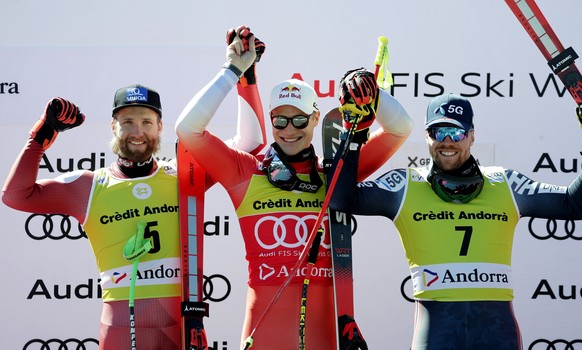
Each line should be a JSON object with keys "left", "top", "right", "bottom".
{"left": 1, "top": 1, "right": 581, "bottom": 349}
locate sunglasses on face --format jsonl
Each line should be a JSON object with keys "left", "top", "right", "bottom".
{"left": 428, "top": 126, "right": 470, "bottom": 142}
{"left": 271, "top": 114, "right": 311, "bottom": 130}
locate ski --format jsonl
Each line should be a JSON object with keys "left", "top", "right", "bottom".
{"left": 505, "top": 0, "right": 582, "bottom": 125}
{"left": 322, "top": 108, "right": 367, "bottom": 350}
{"left": 177, "top": 141, "right": 209, "bottom": 350}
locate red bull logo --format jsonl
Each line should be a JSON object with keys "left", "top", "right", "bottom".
{"left": 279, "top": 84, "right": 302, "bottom": 99}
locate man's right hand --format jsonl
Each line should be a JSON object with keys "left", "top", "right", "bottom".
{"left": 339, "top": 68, "right": 379, "bottom": 144}
{"left": 30, "top": 97, "right": 85, "bottom": 150}
{"left": 224, "top": 25, "right": 258, "bottom": 78}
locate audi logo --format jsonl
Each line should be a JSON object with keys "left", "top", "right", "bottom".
{"left": 400, "top": 275, "right": 414, "bottom": 303}
{"left": 25, "top": 214, "right": 87, "bottom": 240}
{"left": 350, "top": 214, "right": 358, "bottom": 236}
{"left": 254, "top": 214, "right": 330, "bottom": 250}
{"left": 528, "top": 218, "right": 582, "bottom": 241}
{"left": 203, "top": 274, "right": 231, "bottom": 302}
{"left": 529, "top": 338, "right": 582, "bottom": 350}
{"left": 23, "top": 338, "right": 98, "bottom": 349}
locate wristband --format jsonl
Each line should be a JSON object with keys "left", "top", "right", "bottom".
{"left": 222, "top": 63, "right": 243, "bottom": 78}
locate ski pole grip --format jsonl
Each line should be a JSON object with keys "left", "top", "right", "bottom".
{"left": 374, "top": 36, "right": 388, "bottom": 79}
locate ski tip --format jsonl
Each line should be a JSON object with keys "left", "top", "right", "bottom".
{"left": 378, "top": 36, "right": 388, "bottom": 45}
{"left": 324, "top": 108, "right": 342, "bottom": 119}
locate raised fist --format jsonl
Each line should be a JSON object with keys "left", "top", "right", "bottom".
{"left": 44, "top": 97, "right": 85, "bottom": 132}
{"left": 225, "top": 26, "right": 266, "bottom": 85}
{"left": 30, "top": 97, "right": 85, "bottom": 150}
{"left": 226, "top": 26, "right": 265, "bottom": 63}
{"left": 339, "top": 68, "right": 378, "bottom": 136}
{"left": 339, "top": 68, "right": 378, "bottom": 106}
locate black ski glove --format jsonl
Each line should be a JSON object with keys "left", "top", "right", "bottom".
{"left": 339, "top": 68, "right": 378, "bottom": 144}
{"left": 30, "top": 97, "right": 85, "bottom": 150}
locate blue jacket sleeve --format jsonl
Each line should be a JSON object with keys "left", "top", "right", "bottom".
{"left": 329, "top": 140, "right": 404, "bottom": 220}
{"left": 507, "top": 168, "right": 582, "bottom": 219}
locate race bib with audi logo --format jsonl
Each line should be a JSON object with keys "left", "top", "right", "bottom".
{"left": 236, "top": 173, "right": 332, "bottom": 286}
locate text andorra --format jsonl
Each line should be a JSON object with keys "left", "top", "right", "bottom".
{"left": 412, "top": 210, "right": 509, "bottom": 222}
{"left": 100, "top": 204, "right": 179, "bottom": 224}
{"left": 252, "top": 198, "right": 323, "bottom": 210}
{"left": 275, "top": 265, "right": 333, "bottom": 279}
{"left": 440, "top": 269, "right": 509, "bottom": 284}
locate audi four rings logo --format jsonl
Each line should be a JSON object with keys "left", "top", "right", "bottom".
{"left": 528, "top": 218, "right": 582, "bottom": 240}
{"left": 254, "top": 214, "right": 331, "bottom": 250}
{"left": 25, "top": 214, "right": 87, "bottom": 240}
{"left": 400, "top": 275, "right": 414, "bottom": 303}
{"left": 23, "top": 338, "right": 98, "bottom": 349}
{"left": 203, "top": 274, "right": 231, "bottom": 302}
{"left": 529, "top": 339, "right": 582, "bottom": 350}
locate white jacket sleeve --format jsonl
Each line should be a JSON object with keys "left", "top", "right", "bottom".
{"left": 374, "top": 89, "right": 413, "bottom": 136}
{"left": 175, "top": 68, "right": 238, "bottom": 138}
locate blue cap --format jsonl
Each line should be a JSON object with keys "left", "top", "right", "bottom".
{"left": 112, "top": 84, "right": 162, "bottom": 117}
{"left": 425, "top": 93, "right": 473, "bottom": 131}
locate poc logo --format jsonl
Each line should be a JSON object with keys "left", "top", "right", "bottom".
{"left": 298, "top": 182, "right": 319, "bottom": 192}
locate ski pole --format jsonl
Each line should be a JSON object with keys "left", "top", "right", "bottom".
{"left": 298, "top": 227, "right": 324, "bottom": 350}
{"left": 123, "top": 222, "right": 153, "bottom": 350}
{"left": 241, "top": 119, "right": 359, "bottom": 350}
{"left": 331, "top": 35, "right": 390, "bottom": 350}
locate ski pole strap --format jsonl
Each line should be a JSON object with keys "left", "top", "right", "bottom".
{"left": 123, "top": 222, "right": 152, "bottom": 261}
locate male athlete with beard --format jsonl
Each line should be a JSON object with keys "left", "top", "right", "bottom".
{"left": 2, "top": 78, "right": 266, "bottom": 349}
{"left": 329, "top": 93, "right": 582, "bottom": 349}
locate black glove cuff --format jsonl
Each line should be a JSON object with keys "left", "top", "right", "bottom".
{"left": 31, "top": 121, "right": 58, "bottom": 149}
{"left": 350, "top": 128, "right": 370, "bottom": 145}
{"left": 222, "top": 63, "right": 243, "bottom": 78}
{"left": 241, "top": 64, "right": 257, "bottom": 85}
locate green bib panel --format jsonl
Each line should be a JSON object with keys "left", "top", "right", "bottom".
{"left": 394, "top": 166, "right": 519, "bottom": 301}
{"left": 84, "top": 164, "right": 180, "bottom": 301}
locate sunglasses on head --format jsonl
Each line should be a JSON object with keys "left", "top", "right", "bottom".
{"left": 271, "top": 114, "right": 312, "bottom": 130}
{"left": 428, "top": 126, "right": 470, "bottom": 142}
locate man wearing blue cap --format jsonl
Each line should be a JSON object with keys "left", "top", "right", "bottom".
{"left": 329, "top": 93, "right": 582, "bottom": 349}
